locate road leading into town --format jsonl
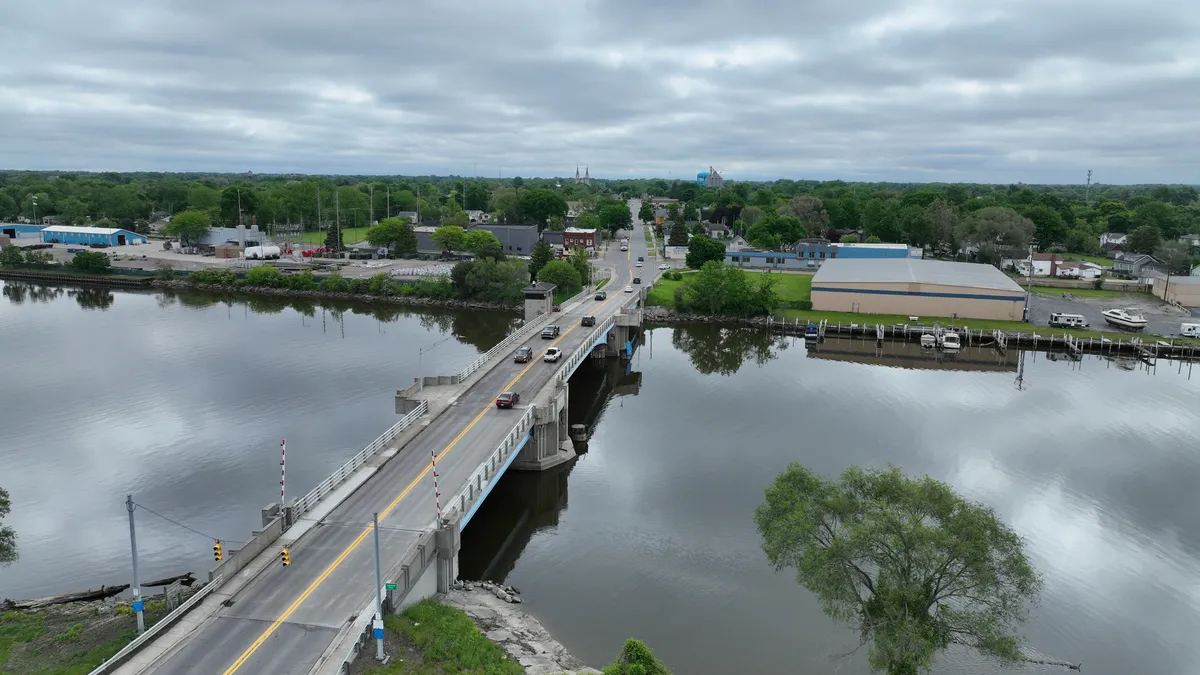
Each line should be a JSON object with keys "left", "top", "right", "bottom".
{"left": 140, "top": 216, "right": 650, "bottom": 675}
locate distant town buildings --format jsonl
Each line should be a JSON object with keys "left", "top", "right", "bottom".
{"left": 574, "top": 166, "right": 591, "bottom": 186}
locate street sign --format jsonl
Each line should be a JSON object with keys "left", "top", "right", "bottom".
{"left": 385, "top": 583, "right": 397, "bottom": 591}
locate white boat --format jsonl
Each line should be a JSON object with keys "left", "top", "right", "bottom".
{"left": 920, "top": 334, "right": 936, "bottom": 349}
{"left": 1101, "top": 308, "right": 1148, "bottom": 330}
{"left": 939, "top": 331, "right": 961, "bottom": 350}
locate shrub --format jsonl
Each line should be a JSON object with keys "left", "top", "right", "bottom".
{"left": 0, "top": 246, "right": 23, "bottom": 266}
{"left": 244, "top": 265, "right": 284, "bottom": 287}
{"left": 285, "top": 269, "right": 318, "bottom": 290}
{"left": 319, "top": 270, "right": 350, "bottom": 293}
{"left": 1093, "top": 277, "right": 1105, "bottom": 291}
{"left": 71, "top": 251, "right": 110, "bottom": 273}
{"left": 189, "top": 268, "right": 237, "bottom": 286}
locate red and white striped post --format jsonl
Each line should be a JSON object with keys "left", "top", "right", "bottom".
{"left": 280, "top": 440, "right": 287, "bottom": 508}
{"left": 431, "top": 449, "right": 441, "bottom": 523}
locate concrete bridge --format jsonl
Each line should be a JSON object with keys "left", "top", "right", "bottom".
{"left": 103, "top": 222, "right": 657, "bottom": 675}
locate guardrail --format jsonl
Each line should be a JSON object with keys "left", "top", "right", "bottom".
{"left": 293, "top": 400, "right": 429, "bottom": 519}
{"left": 457, "top": 319, "right": 547, "bottom": 383}
{"left": 86, "top": 576, "right": 223, "bottom": 675}
{"left": 555, "top": 316, "right": 617, "bottom": 385}
{"left": 454, "top": 285, "right": 594, "bottom": 383}
{"left": 444, "top": 407, "right": 535, "bottom": 526}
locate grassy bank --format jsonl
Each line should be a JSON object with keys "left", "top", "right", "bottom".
{"left": 1029, "top": 285, "right": 1126, "bottom": 298}
{"left": 300, "top": 227, "right": 370, "bottom": 244}
{"left": 356, "top": 599, "right": 522, "bottom": 675}
{"left": 647, "top": 270, "right": 812, "bottom": 307}
{"left": 0, "top": 601, "right": 175, "bottom": 675}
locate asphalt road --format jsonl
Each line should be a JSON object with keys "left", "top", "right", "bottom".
{"left": 143, "top": 215, "right": 648, "bottom": 675}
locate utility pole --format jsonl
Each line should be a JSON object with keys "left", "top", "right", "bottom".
{"left": 369, "top": 185, "right": 374, "bottom": 226}
{"left": 126, "top": 495, "right": 145, "bottom": 634}
{"left": 335, "top": 190, "right": 341, "bottom": 250}
{"left": 372, "top": 513, "right": 387, "bottom": 662}
{"left": 30, "top": 195, "right": 37, "bottom": 225}
{"left": 1085, "top": 169, "right": 1093, "bottom": 204}
{"left": 237, "top": 188, "right": 243, "bottom": 227}
{"left": 1025, "top": 243, "right": 1034, "bottom": 321}
{"left": 386, "top": 185, "right": 390, "bottom": 220}
{"left": 316, "top": 184, "right": 322, "bottom": 234}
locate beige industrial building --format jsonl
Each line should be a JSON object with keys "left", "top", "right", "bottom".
{"left": 1153, "top": 276, "right": 1200, "bottom": 307}
{"left": 811, "top": 258, "right": 1027, "bottom": 321}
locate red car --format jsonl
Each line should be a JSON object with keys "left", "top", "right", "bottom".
{"left": 495, "top": 392, "right": 519, "bottom": 409}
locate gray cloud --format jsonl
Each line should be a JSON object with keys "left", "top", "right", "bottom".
{"left": 1, "top": 0, "right": 1198, "bottom": 182}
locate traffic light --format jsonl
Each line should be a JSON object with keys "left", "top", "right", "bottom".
{"left": 213, "top": 541, "right": 223, "bottom": 561}
{"left": 281, "top": 546, "right": 290, "bottom": 567}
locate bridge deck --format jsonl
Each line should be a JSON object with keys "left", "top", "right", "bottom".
{"left": 135, "top": 230, "right": 647, "bottom": 675}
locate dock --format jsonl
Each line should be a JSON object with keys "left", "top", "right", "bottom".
{"left": 771, "top": 317, "right": 1200, "bottom": 361}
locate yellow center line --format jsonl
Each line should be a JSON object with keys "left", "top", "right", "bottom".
{"left": 221, "top": 262, "right": 634, "bottom": 674}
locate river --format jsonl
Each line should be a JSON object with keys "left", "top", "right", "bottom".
{"left": 3, "top": 281, "right": 1199, "bottom": 675}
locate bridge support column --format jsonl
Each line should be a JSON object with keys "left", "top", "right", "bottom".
{"left": 436, "top": 521, "right": 461, "bottom": 593}
{"left": 512, "top": 382, "right": 576, "bottom": 472}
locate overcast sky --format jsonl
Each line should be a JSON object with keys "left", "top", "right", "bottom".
{"left": 2, "top": 0, "right": 1198, "bottom": 184}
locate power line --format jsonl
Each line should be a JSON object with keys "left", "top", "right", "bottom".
{"left": 132, "top": 501, "right": 245, "bottom": 545}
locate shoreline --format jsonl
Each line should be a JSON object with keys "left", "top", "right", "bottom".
{"left": 0, "top": 268, "right": 520, "bottom": 313}
{"left": 444, "top": 581, "right": 602, "bottom": 675}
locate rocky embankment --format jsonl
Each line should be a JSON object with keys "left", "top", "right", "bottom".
{"left": 446, "top": 580, "right": 601, "bottom": 675}
{"left": 153, "top": 279, "right": 517, "bottom": 311}
{"left": 644, "top": 305, "right": 778, "bottom": 326}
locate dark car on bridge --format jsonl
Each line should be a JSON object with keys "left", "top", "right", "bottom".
{"left": 496, "top": 391, "right": 519, "bottom": 409}
{"left": 581, "top": 315, "right": 596, "bottom": 327}
{"left": 594, "top": 291, "right": 607, "bottom": 300}
{"left": 513, "top": 346, "right": 533, "bottom": 362}
{"left": 541, "top": 325, "right": 560, "bottom": 339}
{"left": 632, "top": 277, "right": 641, "bottom": 284}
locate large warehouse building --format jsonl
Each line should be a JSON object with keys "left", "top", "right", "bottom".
{"left": 811, "top": 258, "right": 1027, "bottom": 321}
{"left": 41, "top": 226, "right": 148, "bottom": 246}
{"left": 1153, "top": 276, "right": 1200, "bottom": 308}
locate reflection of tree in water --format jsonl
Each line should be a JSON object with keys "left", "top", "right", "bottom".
{"left": 670, "top": 324, "right": 789, "bottom": 376}
{"left": 70, "top": 287, "right": 115, "bottom": 311}
{"left": 245, "top": 296, "right": 289, "bottom": 314}
{"left": 3, "top": 282, "right": 65, "bottom": 305}
{"left": 451, "top": 311, "right": 522, "bottom": 352}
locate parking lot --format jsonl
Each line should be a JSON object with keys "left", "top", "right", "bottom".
{"left": 1029, "top": 289, "right": 1197, "bottom": 336}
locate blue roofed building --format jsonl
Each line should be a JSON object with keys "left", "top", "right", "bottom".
{"left": 41, "top": 226, "right": 148, "bottom": 247}
{"left": 726, "top": 239, "right": 920, "bottom": 270}
{"left": 1, "top": 223, "right": 48, "bottom": 239}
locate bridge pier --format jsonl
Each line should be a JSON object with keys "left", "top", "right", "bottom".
{"left": 436, "top": 520, "right": 461, "bottom": 594}
{"left": 512, "top": 381, "right": 575, "bottom": 471}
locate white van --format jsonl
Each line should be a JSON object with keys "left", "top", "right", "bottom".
{"left": 1048, "top": 312, "right": 1089, "bottom": 328}
{"left": 1181, "top": 323, "right": 1200, "bottom": 338}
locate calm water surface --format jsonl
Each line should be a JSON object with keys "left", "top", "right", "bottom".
{"left": 463, "top": 326, "right": 1200, "bottom": 675}
{"left": 4, "top": 282, "right": 1200, "bottom": 675}
{"left": 0, "top": 281, "right": 518, "bottom": 598}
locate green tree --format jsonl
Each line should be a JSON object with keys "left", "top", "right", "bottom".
{"left": 754, "top": 464, "right": 1042, "bottom": 675}
{"left": 1065, "top": 229, "right": 1097, "bottom": 254}
{"left": 465, "top": 182, "right": 491, "bottom": 211}
{"left": 0, "top": 486, "right": 16, "bottom": 565}
{"left": 1133, "top": 200, "right": 1179, "bottom": 239}
{"left": 840, "top": 234, "right": 860, "bottom": 243}
{"left": 740, "top": 206, "right": 765, "bottom": 226}
{"left": 164, "top": 209, "right": 211, "bottom": 247}
{"left": 324, "top": 225, "right": 343, "bottom": 251}
{"left": 536, "top": 259, "right": 581, "bottom": 293}
{"left": 1155, "top": 240, "right": 1192, "bottom": 274}
{"left": 366, "top": 218, "right": 418, "bottom": 255}
{"left": 667, "top": 221, "right": 690, "bottom": 246}
{"left": 1019, "top": 204, "right": 1067, "bottom": 249}
{"left": 567, "top": 247, "right": 593, "bottom": 286}
{"left": 431, "top": 225, "right": 467, "bottom": 253}
{"left": 1125, "top": 225, "right": 1161, "bottom": 254}
{"left": 71, "top": 251, "right": 110, "bottom": 273}
{"left": 519, "top": 188, "right": 569, "bottom": 229}
{"left": 638, "top": 201, "right": 654, "bottom": 223}
{"left": 598, "top": 201, "right": 633, "bottom": 234}
{"left": 187, "top": 185, "right": 221, "bottom": 212}
{"left": 464, "top": 229, "right": 502, "bottom": 257}
{"left": 576, "top": 211, "right": 602, "bottom": 232}
{"left": 666, "top": 203, "right": 680, "bottom": 223}
{"left": 244, "top": 264, "right": 284, "bottom": 287}
{"left": 0, "top": 245, "right": 23, "bottom": 266}
{"left": 602, "top": 638, "right": 671, "bottom": 675}
{"left": 528, "top": 239, "right": 554, "bottom": 281}
{"left": 866, "top": 235, "right": 882, "bottom": 244}
{"left": 682, "top": 201, "right": 698, "bottom": 221}
{"left": 685, "top": 234, "right": 726, "bottom": 269}
{"left": 219, "top": 187, "right": 257, "bottom": 226}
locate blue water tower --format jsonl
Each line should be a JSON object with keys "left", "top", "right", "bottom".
{"left": 696, "top": 171, "right": 709, "bottom": 186}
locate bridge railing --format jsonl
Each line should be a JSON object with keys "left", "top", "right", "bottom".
{"left": 443, "top": 406, "right": 536, "bottom": 528}
{"left": 85, "top": 576, "right": 223, "bottom": 675}
{"left": 293, "top": 400, "right": 429, "bottom": 520}
{"left": 457, "top": 318, "right": 546, "bottom": 383}
{"left": 556, "top": 316, "right": 617, "bottom": 385}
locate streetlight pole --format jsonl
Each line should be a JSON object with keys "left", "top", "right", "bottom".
{"left": 372, "top": 512, "right": 387, "bottom": 662}
{"left": 126, "top": 495, "right": 145, "bottom": 634}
